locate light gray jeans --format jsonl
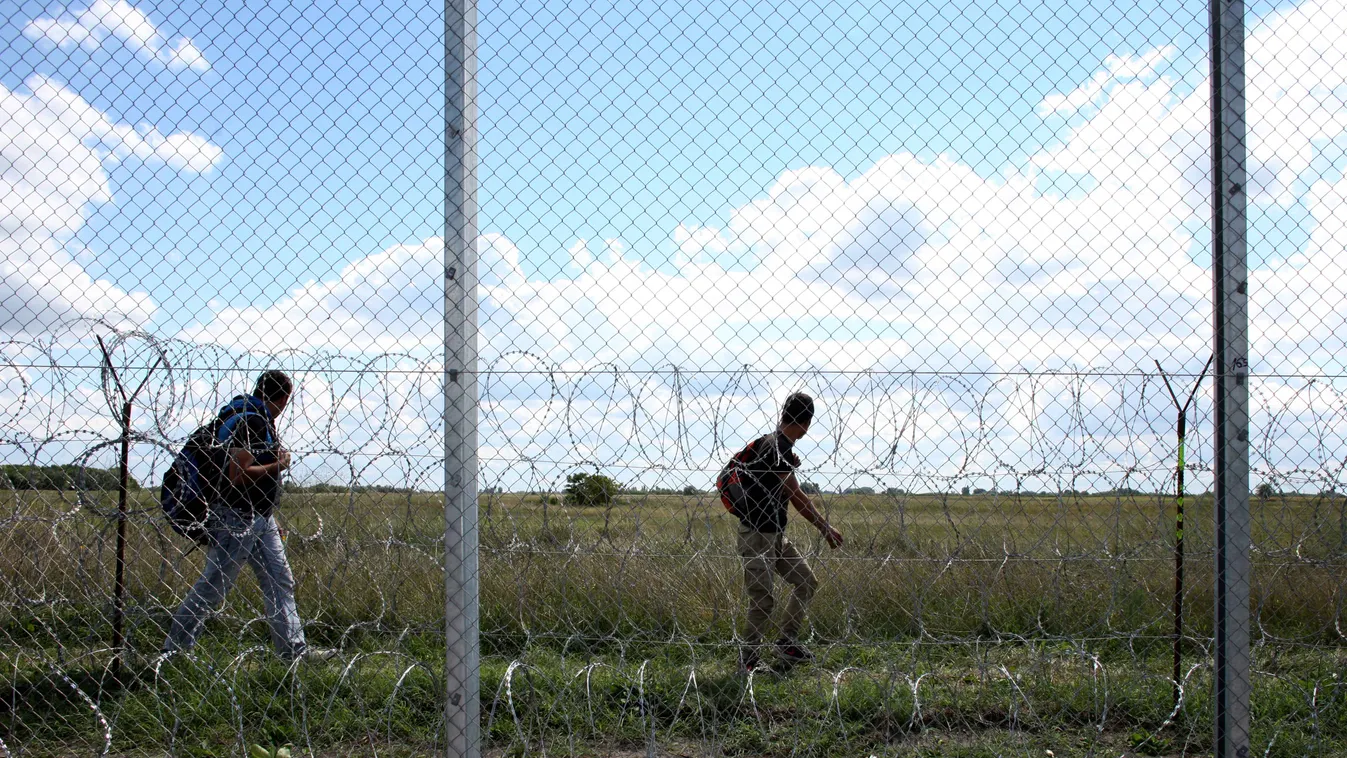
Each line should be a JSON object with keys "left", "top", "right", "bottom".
{"left": 164, "top": 509, "right": 307, "bottom": 658}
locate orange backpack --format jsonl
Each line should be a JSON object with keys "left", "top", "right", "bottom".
{"left": 715, "top": 438, "right": 760, "bottom": 515}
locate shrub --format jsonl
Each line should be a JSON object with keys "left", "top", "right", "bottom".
{"left": 563, "top": 472, "right": 620, "bottom": 508}
{"left": 1, "top": 464, "right": 138, "bottom": 491}
{"left": 800, "top": 481, "right": 821, "bottom": 495}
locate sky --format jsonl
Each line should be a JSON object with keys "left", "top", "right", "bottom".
{"left": 2, "top": 0, "right": 1347, "bottom": 491}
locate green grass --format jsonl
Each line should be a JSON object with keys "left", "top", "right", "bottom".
{"left": 3, "top": 489, "right": 1346, "bottom": 755}
{"left": 7, "top": 636, "right": 1345, "bottom": 757}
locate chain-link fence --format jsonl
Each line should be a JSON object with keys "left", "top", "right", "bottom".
{"left": 3, "top": 1, "right": 449, "bottom": 754}
{"left": 3, "top": 0, "right": 1346, "bottom": 755}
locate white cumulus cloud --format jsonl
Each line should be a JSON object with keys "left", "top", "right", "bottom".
{"left": 24, "top": 0, "right": 210, "bottom": 72}
{"left": 1037, "top": 46, "right": 1179, "bottom": 115}
{"left": 58, "top": 0, "right": 1328, "bottom": 493}
{"left": 1, "top": 75, "right": 223, "bottom": 334}
{"left": 188, "top": 0, "right": 1347, "bottom": 376}
{"left": 181, "top": 236, "right": 527, "bottom": 353}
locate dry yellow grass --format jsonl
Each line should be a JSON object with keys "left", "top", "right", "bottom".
{"left": 4, "top": 488, "right": 1342, "bottom": 646}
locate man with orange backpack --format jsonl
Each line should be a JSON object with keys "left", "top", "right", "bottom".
{"left": 717, "top": 392, "right": 843, "bottom": 672}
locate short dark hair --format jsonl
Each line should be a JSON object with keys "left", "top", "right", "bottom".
{"left": 254, "top": 370, "right": 293, "bottom": 403}
{"left": 781, "top": 392, "right": 815, "bottom": 426}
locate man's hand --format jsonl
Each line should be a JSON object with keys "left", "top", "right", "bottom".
{"left": 229, "top": 448, "right": 292, "bottom": 484}
{"left": 821, "top": 524, "right": 844, "bottom": 549}
{"left": 787, "top": 473, "right": 843, "bottom": 549}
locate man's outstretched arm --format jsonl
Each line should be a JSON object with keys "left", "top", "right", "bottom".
{"left": 785, "top": 472, "right": 843, "bottom": 549}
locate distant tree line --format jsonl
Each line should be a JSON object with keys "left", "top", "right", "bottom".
{"left": 1, "top": 465, "right": 139, "bottom": 491}
{"left": 284, "top": 482, "right": 422, "bottom": 494}
{"left": 278, "top": 477, "right": 1321, "bottom": 502}
{"left": 626, "top": 485, "right": 704, "bottom": 496}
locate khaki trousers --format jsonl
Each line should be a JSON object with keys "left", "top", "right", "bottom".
{"left": 738, "top": 526, "right": 818, "bottom": 647}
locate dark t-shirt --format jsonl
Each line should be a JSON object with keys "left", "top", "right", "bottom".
{"left": 728, "top": 430, "right": 800, "bottom": 533}
{"left": 217, "top": 398, "right": 281, "bottom": 517}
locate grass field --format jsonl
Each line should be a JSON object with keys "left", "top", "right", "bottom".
{"left": 3, "top": 488, "right": 1346, "bottom": 756}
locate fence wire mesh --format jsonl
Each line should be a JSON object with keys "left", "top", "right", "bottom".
{"left": 1, "top": 0, "right": 1344, "bottom": 756}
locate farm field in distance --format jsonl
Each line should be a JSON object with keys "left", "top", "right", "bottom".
{"left": 3, "top": 488, "right": 1345, "bottom": 756}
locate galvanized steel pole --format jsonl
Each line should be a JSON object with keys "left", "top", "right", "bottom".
{"left": 445, "top": 0, "right": 480, "bottom": 753}
{"left": 1210, "top": 0, "right": 1251, "bottom": 750}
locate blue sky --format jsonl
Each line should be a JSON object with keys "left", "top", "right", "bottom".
{"left": 0, "top": 0, "right": 1235, "bottom": 329}
{"left": 3, "top": 0, "right": 441, "bottom": 323}
{"left": 4, "top": 0, "right": 1347, "bottom": 490}
{"left": 1, "top": 0, "right": 1323, "bottom": 334}
{"left": 483, "top": 0, "right": 1216, "bottom": 274}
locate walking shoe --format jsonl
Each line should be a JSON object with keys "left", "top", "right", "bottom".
{"left": 281, "top": 647, "right": 338, "bottom": 664}
{"left": 739, "top": 647, "right": 761, "bottom": 673}
{"left": 776, "top": 640, "right": 814, "bottom": 665}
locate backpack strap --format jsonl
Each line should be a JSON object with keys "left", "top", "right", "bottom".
{"left": 717, "top": 438, "right": 760, "bottom": 490}
{"left": 214, "top": 400, "right": 272, "bottom": 447}
{"left": 729, "top": 438, "right": 759, "bottom": 475}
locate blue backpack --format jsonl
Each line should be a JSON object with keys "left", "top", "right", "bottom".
{"left": 160, "top": 403, "right": 257, "bottom": 544}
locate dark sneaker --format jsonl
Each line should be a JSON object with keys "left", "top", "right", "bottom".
{"left": 776, "top": 641, "right": 814, "bottom": 665}
{"left": 739, "top": 647, "right": 761, "bottom": 673}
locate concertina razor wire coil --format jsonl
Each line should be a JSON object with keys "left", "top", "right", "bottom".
{"left": 2, "top": 0, "right": 1343, "bottom": 754}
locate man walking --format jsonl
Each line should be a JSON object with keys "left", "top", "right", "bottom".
{"left": 164, "top": 370, "right": 330, "bottom": 662}
{"left": 717, "top": 391, "right": 843, "bottom": 672}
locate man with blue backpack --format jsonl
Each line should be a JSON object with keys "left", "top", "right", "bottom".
{"left": 162, "top": 370, "right": 332, "bottom": 662}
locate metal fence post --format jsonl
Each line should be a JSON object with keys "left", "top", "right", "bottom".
{"left": 445, "top": 0, "right": 480, "bottom": 754}
{"left": 97, "top": 336, "right": 161, "bottom": 683}
{"left": 1211, "top": 0, "right": 1251, "bottom": 750}
{"left": 111, "top": 398, "right": 131, "bottom": 682}
{"left": 1156, "top": 357, "right": 1212, "bottom": 713}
